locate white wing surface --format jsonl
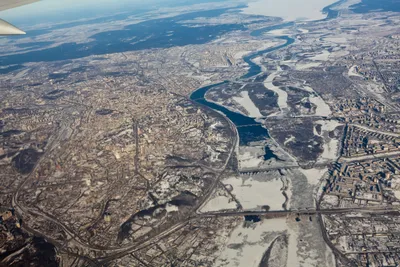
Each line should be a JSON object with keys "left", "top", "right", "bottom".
{"left": 0, "top": 0, "right": 40, "bottom": 35}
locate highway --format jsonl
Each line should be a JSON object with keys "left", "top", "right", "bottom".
{"left": 9, "top": 32, "right": 397, "bottom": 267}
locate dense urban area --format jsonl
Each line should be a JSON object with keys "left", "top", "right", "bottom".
{"left": 0, "top": 0, "right": 400, "bottom": 266}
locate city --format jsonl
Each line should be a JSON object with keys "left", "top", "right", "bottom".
{"left": 0, "top": 0, "right": 400, "bottom": 266}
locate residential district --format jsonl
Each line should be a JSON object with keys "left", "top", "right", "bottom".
{"left": 0, "top": 0, "right": 400, "bottom": 266}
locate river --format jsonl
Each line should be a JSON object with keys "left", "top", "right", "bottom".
{"left": 189, "top": 1, "right": 341, "bottom": 156}
{"left": 190, "top": 30, "right": 294, "bottom": 156}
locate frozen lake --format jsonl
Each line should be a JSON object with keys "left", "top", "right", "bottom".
{"left": 242, "top": 0, "right": 338, "bottom": 21}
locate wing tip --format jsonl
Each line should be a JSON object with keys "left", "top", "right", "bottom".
{"left": 0, "top": 19, "right": 26, "bottom": 35}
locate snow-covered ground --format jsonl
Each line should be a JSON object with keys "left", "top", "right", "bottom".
{"left": 268, "top": 28, "right": 290, "bottom": 36}
{"left": 299, "top": 167, "right": 328, "bottom": 185}
{"left": 348, "top": 65, "right": 363, "bottom": 78}
{"left": 238, "top": 150, "right": 264, "bottom": 169}
{"left": 233, "top": 91, "right": 263, "bottom": 118}
{"left": 295, "top": 62, "right": 322, "bottom": 70}
{"left": 284, "top": 135, "right": 296, "bottom": 146}
{"left": 316, "top": 120, "right": 342, "bottom": 162}
{"left": 264, "top": 66, "right": 288, "bottom": 111}
{"left": 309, "top": 50, "right": 331, "bottom": 61}
{"left": 215, "top": 218, "right": 288, "bottom": 267}
{"left": 200, "top": 195, "right": 237, "bottom": 212}
{"left": 241, "top": 0, "right": 337, "bottom": 22}
{"left": 215, "top": 217, "right": 305, "bottom": 267}
{"left": 223, "top": 176, "right": 286, "bottom": 210}
{"left": 298, "top": 28, "right": 309, "bottom": 34}
{"left": 309, "top": 94, "right": 332, "bottom": 116}
{"left": 239, "top": 140, "right": 298, "bottom": 171}
{"left": 234, "top": 50, "right": 251, "bottom": 60}
{"left": 232, "top": 41, "right": 279, "bottom": 60}
{"left": 323, "top": 37, "right": 348, "bottom": 44}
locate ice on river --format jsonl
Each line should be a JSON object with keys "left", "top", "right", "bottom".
{"left": 241, "top": 0, "right": 338, "bottom": 22}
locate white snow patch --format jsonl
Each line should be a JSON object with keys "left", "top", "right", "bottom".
{"left": 284, "top": 135, "right": 296, "bottom": 146}
{"left": 309, "top": 95, "right": 332, "bottom": 116}
{"left": 298, "top": 28, "right": 309, "bottom": 33}
{"left": 303, "top": 85, "right": 315, "bottom": 93}
{"left": 321, "top": 138, "right": 339, "bottom": 161}
{"left": 223, "top": 176, "right": 285, "bottom": 210}
{"left": 299, "top": 168, "right": 328, "bottom": 185}
{"left": 210, "top": 121, "right": 223, "bottom": 129}
{"left": 324, "top": 37, "right": 348, "bottom": 44}
{"left": 318, "top": 120, "right": 342, "bottom": 132}
{"left": 317, "top": 120, "right": 342, "bottom": 162}
{"left": 165, "top": 204, "right": 179, "bottom": 213}
{"left": 295, "top": 61, "right": 322, "bottom": 70}
{"left": 200, "top": 195, "right": 237, "bottom": 212}
{"left": 287, "top": 223, "right": 300, "bottom": 267}
{"left": 239, "top": 151, "right": 264, "bottom": 169}
{"left": 330, "top": 50, "right": 350, "bottom": 58}
{"left": 215, "top": 218, "right": 288, "bottom": 267}
{"left": 309, "top": 50, "right": 330, "bottom": 61}
{"left": 348, "top": 65, "right": 363, "bottom": 78}
{"left": 233, "top": 91, "right": 263, "bottom": 118}
{"left": 234, "top": 50, "right": 251, "bottom": 60}
{"left": 215, "top": 216, "right": 304, "bottom": 267}
{"left": 268, "top": 28, "right": 290, "bottom": 36}
{"left": 394, "top": 190, "right": 400, "bottom": 200}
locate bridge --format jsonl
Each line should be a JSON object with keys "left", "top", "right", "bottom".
{"left": 239, "top": 161, "right": 333, "bottom": 174}
{"left": 198, "top": 206, "right": 400, "bottom": 219}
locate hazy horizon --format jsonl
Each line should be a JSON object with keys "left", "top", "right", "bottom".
{"left": 0, "top": 0, "right": 229, "bottom": 27}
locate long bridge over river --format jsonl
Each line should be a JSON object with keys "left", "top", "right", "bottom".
{"left": 198, "top": 205, "right": 400, "bottom": 219}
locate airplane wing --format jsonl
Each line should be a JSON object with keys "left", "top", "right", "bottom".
{"left": 0, "top": 0, "right": 40, "bottom": 35}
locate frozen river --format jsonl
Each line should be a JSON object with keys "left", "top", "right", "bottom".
{"left": 241, "top": 0, "right": 339, "bottom": 21}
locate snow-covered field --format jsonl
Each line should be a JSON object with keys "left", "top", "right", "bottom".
{"left": 241, "top": 0, "right": 337, "bottom": 22}
{"left": 215, "top": 217, "right": 304, "bottom": 267}
{"left": 215, "top": 218, "right": 288, "bottom": 267}
{"left": 234, "top": 50, "right": 251, "bottom": 60}
{"left": 223, "top": 176, "right": 286, "bottom": 210}
{"left": 232, "top": 41, "right": 279, "bottom": 60}
{"left": 233, "top": 91, "right": 263, "bottom": 118}
{"left": 309, "top": 94, "right": 332, "bottom": 116}
{"left": 348, "top": 65, "right": 363, "bottom": 78}
{"left": 268, "top": 28, "right": 290, "bottom": 36}
{"left": 309, "top": 50, "right": 331, "bottom": 61}
{"left": 295, "top": 62, "right": 322, "bottom": 70}
{"left": 299, "top": 167, "right": 328, "bottom": 185}
{"left": 238, "top": 150, "right": 264, "bottom": 169}
{"left": 298, "top": 28, "right": 309, "bottom": 34}
{"left": 316, "top": 120, "right": 342, "bottom": 162}
{"left": 200, "top": 195, "right": 237, "bottom": 212}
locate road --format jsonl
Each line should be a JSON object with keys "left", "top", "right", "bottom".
{"left": 8, "top": 32, "right": 385, "bottom": 266}
{"left": 340, "top": 150, "right": 400, "bottom": 162}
